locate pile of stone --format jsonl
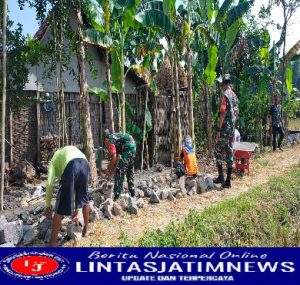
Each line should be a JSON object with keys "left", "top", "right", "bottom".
{"left": 0, "top": 168, "right": 217, "bottom": 247}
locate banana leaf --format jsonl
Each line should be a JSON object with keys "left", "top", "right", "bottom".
{"left": 223, "top": 0, "right": 253, "bottom": 29}
{"left": 88, "top": 87, "right": 109, "bottom": 101}
{"left": 286, "top": 64, "right": 293, "bottom": 95}
{"left": 135, "top": 9, "right": 176, "bottom": 33}
{"left": 82, "top": 29, "right": 112, "bottom": 48}
{"left": 111, "top": 47, "right": 122, "bottom": 92}
{"left": 205, "top": 44, "right": 218, "bottom": 85}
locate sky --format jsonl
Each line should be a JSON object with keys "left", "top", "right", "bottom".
{"left": 7, "top": 0, "right": 300, "bottom": 52}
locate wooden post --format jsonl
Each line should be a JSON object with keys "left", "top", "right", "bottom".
{"left": 36, "top": 91, "right": 41, "bottom": 164}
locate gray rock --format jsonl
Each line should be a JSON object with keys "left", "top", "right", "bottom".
{"left": 187, "top": 186, "right": 197, "bottom": 196}
{"left": 139, "top": 180, "right": 148, "bottom": 190}
{"left": 0, "top": 215, "right": 7, "bottom": 226}
{"left": 147, "top": 180, "right": 154, "bottom": 189}
{"left": 119, "top": 198, "right": 128, "bottom": 211}
{"left": 38, "top": 218, "right": 52, "bottom": 238}
{"left": 127, "top": 197, "right": 138, "bottom": 215}
{"left": 176, "top": 192, "right": 184, "bottom": 199}
{"left": 113, "top": 203, "right": 123, "bottom": 216}
{"left": 23, "top": 224, "right": 34, "bottom": 234}
{"left": 136, "top": 188, "right": 144, "bottom": 198}
{"left": 33, "top": 205, "right": 44, "bottom": 215}
{"left": 120, "top": 193, "right": 130, "bottom": 201}
{"left": 152, "top": 177, "right": 158, "bottom": 184}
{"left": 143, "top": 187, "right": 152, "bottom": 197}
{"left": 178, "top": 176, "right": 187, "bottom": 195}
{"left": 67, "top": 224, "right": 82, "bottom": 240}
{"left": 92, "top": 192, "right": 104, "bottom": 208}
{"left": 102, "top": 198, "right": 114, "bottom": 219}
{"left": 136, "top": 198, "right": 145, "bottom": 209}
{"left": 20, "top": 211, "right": 30, "bottom": 223}
{"left": 157, "top": 176, "right": 166, "bottom": 184}
{"left": 102, "top": 182, "right": 114, "bottom": 199}
{"left": 89, "top": 206, "right": 100, "bottom": 222}
{"left": 161, "top": 188, "right": 169, "bottom": 200}
{"left": 155, "top": 164, "right": 164, "bottom": 172}
{"left": 205, "top": 177, "right": 215, "bottom": 190}
{"left": 0, "top": 219, "right": 23, "bottom": 245}
{"left": 168, "top": 192, "right": 176, "bottom": 202}
{"left": 44, "top": 229, "right": 52, "bottom": 244}
{"left": 149, "top": 192, "right": 160, "bottom": 203}
{"left": 185, "top": 177, "right": 197, "bottom": 189}
{"left": 0, "top": 242, "right": 15, "bottom": 247}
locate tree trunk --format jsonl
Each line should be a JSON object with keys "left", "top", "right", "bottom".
{"left": 105, "top": 50, "right": 115, "bottom": 132}
{"left": 76, "top": 7, "right": 98, "bottom": 187}
{"left": 259, "top": 100, "right": 263, "bottom": 152}
{"left": 186, "top": 44, "right": 195, "bottom": 142}
{"left": 174, "top": 53, "right": 182, "bottom": 156}
{"left": 1, "top": 0, "right": 7, "bottom": 211}
{"left": 141, "top": 88, "right": 149, "bottom": 170}
{"left": 203, "top": 82, "right": 213, "bottom": 156}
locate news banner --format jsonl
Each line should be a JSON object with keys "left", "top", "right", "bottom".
{"left": 0, "top": 247, "right": 300, "bottom": 284}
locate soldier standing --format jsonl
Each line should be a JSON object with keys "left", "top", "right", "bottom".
{"left": 213, "top": 74, "right": 239, "bottom": 188}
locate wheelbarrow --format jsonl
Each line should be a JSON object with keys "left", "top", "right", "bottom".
{"left": 233, "top": 142, "right": 257, "bottom": 175}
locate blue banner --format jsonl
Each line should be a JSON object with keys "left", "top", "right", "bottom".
{"left": 0, "top": 247, "right": 299, "bottom": 284}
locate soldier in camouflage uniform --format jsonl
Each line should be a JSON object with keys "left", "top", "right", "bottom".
{"left": 104, "top": 130, "right": 136, "bottom": 200}
{"left": 213, "top": 74, "right": 239, "bottom": 188}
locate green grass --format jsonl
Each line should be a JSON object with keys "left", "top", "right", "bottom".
{"left": 122, "top": 165, "right": 300, "bottom": 247}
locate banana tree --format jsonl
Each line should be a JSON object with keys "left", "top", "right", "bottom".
{"left": 192, "top": 0, "right": 253, "bottom": 155}
{"left": 84, "top": 0, "right": 141, "bottom": 132}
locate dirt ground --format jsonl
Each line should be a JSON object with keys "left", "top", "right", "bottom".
{"left": 69, "top": 144, "right": 300, "bottom": 247}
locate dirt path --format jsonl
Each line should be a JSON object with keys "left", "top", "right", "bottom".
{"left": 71, "top": 145, "right": 300, "bottom": 247}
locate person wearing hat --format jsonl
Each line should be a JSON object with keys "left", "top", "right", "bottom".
{"left": 268, "top": 94, "right": 284, "bottom": 151}
{"left": 214, "top": 74, "right": 239, "bottom": 188}
{"left": 179, "top": 136, "right": 199, "bottom": 194}
{"left": 104, "top": 130, "right": 136, "bottom": 200}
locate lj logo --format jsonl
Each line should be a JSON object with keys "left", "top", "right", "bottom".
{"left": 0, "top": 252, "right": 69, "bottom": 280}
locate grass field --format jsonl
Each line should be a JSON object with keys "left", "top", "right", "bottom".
{"left": 123, "top": 164, "right": 300, "bottom": 247}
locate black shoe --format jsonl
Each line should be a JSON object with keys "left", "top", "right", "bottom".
{"left": 213, "top": 165, "right": 224, "bottom": 184}
{"left": 113, "top": 193, "right": 120, "bottom": 201}
{"left": 129, "top": 188, "right": 135, "bottom": 197}
{"left": 222, "top": 167, "right": 233, "bottom": 188}
{"left": 278, "top": 147, "right": 283, "bottom": 152}
{"left": 222, "top": 180, "right": 231, "bottom": 188}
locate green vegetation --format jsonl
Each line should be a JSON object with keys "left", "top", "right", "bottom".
{"left": 121, "top": 165, "right": 300, "bottom": 247}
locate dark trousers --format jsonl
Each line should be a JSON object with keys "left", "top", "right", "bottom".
{"left": 272, "top": 126, "right": 284, "bottom": 150}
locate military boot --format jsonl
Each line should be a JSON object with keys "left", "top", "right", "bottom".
{"left": 129, "top": 187, "right": 135, "bottom": 197}
{"left": 222, "top": 167, "right": 233, "bottom": 188}
{"left": 213, "top": 165, "right": 225, "bottom": 184}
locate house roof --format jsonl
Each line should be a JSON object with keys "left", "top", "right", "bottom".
{"left": 33, "top": 10, "right": 146, "bottom": 87}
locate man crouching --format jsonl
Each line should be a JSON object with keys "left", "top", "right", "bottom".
{"left": 44, "top": 146, "right": 90, "bottom": 246}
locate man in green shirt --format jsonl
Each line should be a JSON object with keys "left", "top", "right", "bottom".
{"left": 44, "top": 146, "right": 90, "bottom": 246}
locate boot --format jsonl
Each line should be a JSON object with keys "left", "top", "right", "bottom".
{"left": 129, "top": 187, "right": 135, "bottom": 197}
{"left": 213, "top": 165, "right": 224, "bottom": 184}
{"left": 222, "top": 167, "right": 233, "bottom": 188}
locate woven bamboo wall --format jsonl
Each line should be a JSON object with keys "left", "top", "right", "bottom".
{"left": 11, "top": 106, "right": 38, "bottom": 162}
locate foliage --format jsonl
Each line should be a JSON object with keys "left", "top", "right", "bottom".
{"left": 0, "top": 3, "right": 31, "bottom": 110}
{"left": 134, "top": 166, "right": 300, "bottom": 247}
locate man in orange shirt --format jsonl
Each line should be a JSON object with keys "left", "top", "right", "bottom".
{"left": 214, "top": 74, "right": 239, "bottom": 188}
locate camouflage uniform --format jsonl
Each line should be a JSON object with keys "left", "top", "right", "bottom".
{"left": 109, "top": 132, "right": 136, "bottom": 196}
{"left": 215, "top": 89, "right": 239, "bottom": 168}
